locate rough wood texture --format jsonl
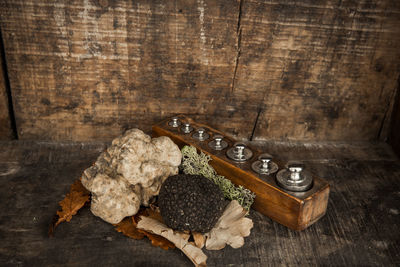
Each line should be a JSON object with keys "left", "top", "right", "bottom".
{"left": 240, "top": 0, "right": 400, "bottom": 141}
{"left": 152, "top": 116, "right": 330, "bottom": 230}
{"left": 0, "top": 35, "right": 13, "bottom": 140}
{"left": 0, "top": 140, "right": 399, "bottom": 266}
{"left": 389, "top": 78, "right": 400, "bottom": 156}
{"left": 1, "top": 0, "right": 400, "bottom": 141}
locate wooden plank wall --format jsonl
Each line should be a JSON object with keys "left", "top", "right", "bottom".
{"left": 0, "top": 34, "right": 13, "bottom": 140}
{"left": 0, "top": 0, "right": 399, "bottom": 141}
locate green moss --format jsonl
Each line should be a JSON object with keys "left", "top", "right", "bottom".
{"left": 180, "top": 145, "right": 256, "bottom": 211}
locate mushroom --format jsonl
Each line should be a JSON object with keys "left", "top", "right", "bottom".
{"left": 81, "top": 129, "right": 181, "bottom": 224}
{"left": 158, "top": 174, "right": 226, "bottom": 233}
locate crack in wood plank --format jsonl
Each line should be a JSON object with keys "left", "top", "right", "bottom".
{"left": 250, "top": 107, "right": 261, "bottom": 141}
{"left": 378, "top": 74, "right": 400, "bottom": 141}
{"left": 231, "top": 0, "right": 243, "bottom": 93}
{"left": 0, "top": 27, "right": 17, "bottom": 140}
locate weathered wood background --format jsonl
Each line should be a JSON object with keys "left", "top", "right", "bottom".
{"left": 0, "top": 0, "right": 400, "bottom": 141}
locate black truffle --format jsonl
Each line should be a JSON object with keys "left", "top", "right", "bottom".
{"left": 158, "top": 174, "right": 225, "bottom": 233}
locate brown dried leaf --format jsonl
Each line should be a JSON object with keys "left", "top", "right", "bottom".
{"left": 178, "top": 231, "right": 191, "bottom": 242}
{"left": 149, "top": 203, "right": 160, "bottom": 213}
{"left": 56, "top": 180, "right": 90, "bottom": 223}
{"left": 49, "top": 179, "right": 90, "bottom": 236}
{"left": 138, "top": 229, "right": 176, "bottom": 250}
{"left": 133, "top": 207, "right": 149, "bottom": 223}
{"left": 137, "top": 216, "right": 207, "bottom": 266}
{"left": 115, "top": 207, "right": 175, "bottom": 250}
{"left": 71, "top": 178, "right": 90, "bottom": 194}
{"left": 114, "top": 217, "right": 145, "bottom": 240}
{"left": 136, "top": 208, "right": 175, "bottom": 250}
{"left": 146, "top": 207, "right": 164, "bottom": 223}
{"left": 192, "top": 232, "right": 205, "bottom": 249}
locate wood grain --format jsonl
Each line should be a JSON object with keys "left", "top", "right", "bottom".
{"left": 0, "top": 140, "right": 398, "bottom": 266}
{"left": 0, "top": 0, "right": 243, "bottom": 140}
{"left": 0, "top": 33, "right": 12, "bottom": 140}
{"left": 239, "top": 0, "right": 400, "bottom": 141}
{"left": 0, "top": 0, "right": 400, "bottom": 141}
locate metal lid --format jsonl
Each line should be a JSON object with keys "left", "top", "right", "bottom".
{"left": 276, "top": 161, "right": 313, "bottom": 192}
{"left": 208, "top": 135, "right": 228, "bottom": 150}
{"left": 251, "top": 153, "right": 278, "bottom": 175}
{"left": 226, "top": 142, "right": 253, "bottom": 162}
{"left": 168, "top": 117, "right": 181, "bottom": 127}
{"left": 181, "top": 123, "right": 194, "bottom": 134}
{"left": 192, "top": 128, "right": 209, "bottom": 141}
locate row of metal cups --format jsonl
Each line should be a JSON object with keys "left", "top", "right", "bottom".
{"left": 168, "top": 117, "right": 313, "bottom": 192}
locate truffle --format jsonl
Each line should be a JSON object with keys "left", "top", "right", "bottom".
{"left": 158, "top": 174, "right": 226, "bottom": 233}
{"left": 81, "top": 129, "right": 181, "bottom": 224}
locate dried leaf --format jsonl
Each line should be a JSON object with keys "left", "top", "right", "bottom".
{"left": 115, "top": 207, "right": 175, "bottom": 250}
{"left": 146, "top": 207, "right": 164, "bottom": 223}
{"left": 149, "top": 203, "right": 160, "bottom": 213}
{"left": 178, "top": 231, "right": 191, "bottom": 242}
{"left": 138, "top": 229, "right": 175, "bottom": 250}
{"left": 133, "top": 208, "right": 148, "bottom": 223}
{"left": 192, "top": 232, "right": 205, "bottom": 249}
{"left": 137, "top": 216, "right": 207, "bottom": 266}
{"left": 137, "top": 208, "right": 175, "bottom": 250}
{"left": 49, "top": 179, "right": 90, "bottom": 236}
{"left": 114, "top": 217, "right": 145, "bottom": 240}
{"left": 71, "top": 178, "right": 90, "bottom": 194}
{"left": 205, "top": 200, "right": 253, "bottom": 250}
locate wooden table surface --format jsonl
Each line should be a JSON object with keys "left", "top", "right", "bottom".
{"left": 0, "top": 140, "right": 399, "bottom": 266}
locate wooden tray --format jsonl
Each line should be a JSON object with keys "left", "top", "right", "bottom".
{"left": 152, "top": 115, "right": 330, "bottom": 230}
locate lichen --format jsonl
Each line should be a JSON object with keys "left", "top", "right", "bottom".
{"left": 180, "top": 145, "right": 256, "bottom": 211}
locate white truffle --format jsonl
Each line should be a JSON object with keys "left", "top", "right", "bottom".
{"left": 81, "top": 129, "right": 181, "bottom": 224}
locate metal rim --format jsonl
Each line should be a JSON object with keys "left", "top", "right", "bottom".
{"left": 251, "top": 160, "right": 279, "bottom": 175}
{"left": 276, "top": 169, "right": 313, "bottom": 192}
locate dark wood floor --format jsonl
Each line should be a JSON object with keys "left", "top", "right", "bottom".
{"left": 0, "top": 140, "right": 399, "bottom": 266}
